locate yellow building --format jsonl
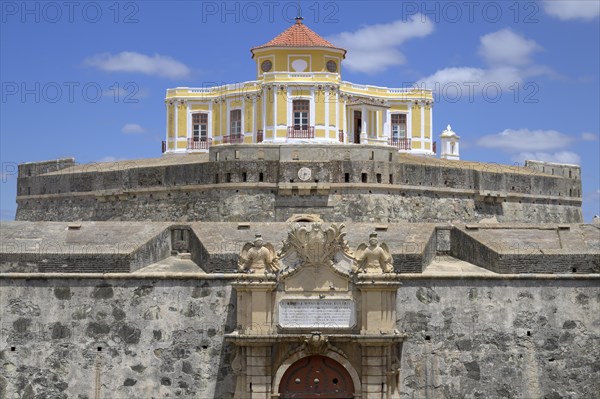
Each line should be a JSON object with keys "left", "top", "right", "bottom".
{"left": 164, "top": 17, "right": 435, "bottom": 155}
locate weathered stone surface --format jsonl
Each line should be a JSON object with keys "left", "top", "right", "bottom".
{"left": 397, "top": 280, "right": 600, "bottom": 399}
{"left": 0, "top": 277, "right": 597, "bottom": 398}
{"left": 0, "top": 278, "right": 236, "bottom": 398}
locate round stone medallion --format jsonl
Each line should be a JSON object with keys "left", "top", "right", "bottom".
{"left": 298, "top": 167, "right": 312, "bottom": 181}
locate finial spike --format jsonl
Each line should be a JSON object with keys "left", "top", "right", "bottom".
{"left": 295, "top": 0, "right": 303, "bottom": 23}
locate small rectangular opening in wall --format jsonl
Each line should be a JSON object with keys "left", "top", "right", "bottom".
{"left": 10, "top": 346, "right": 16, "bottom": 351}
{"left": 235, "top": 150, "right": 240, "bottom": 159}
{"left": 226, "top": 173, "right": 231, "bottom": 183}
{"left": 370, "top": 151, "right": 374, "bottom": 160}
{"left": 389, "top": 174, "right": 393, "bottom": 184}
{"left": 97, "top": 347, "right": 102, "bottom": 351}
{"left": 572, "top": 267, "right": 577, "bottom": 273}
{"left": 465, "top": 225, "right": 479, "bottom": 230}
{"left": 558, "top": 225, "right": 570, "bottom": 230}
{"left": 389, "top": 153, "right": 393, "bottom": 161}
{"left": 526, "top": 331, "right": 531, "bottom": 337}
{"left": 215, "top": 174, "right": 220, "bottom": 184}
{"left": 67, "top": 223, "right": 81, "bottom": 230}
{"left": 376, "top": 173, "right": 382, "bottom": 183}
{"left": 361, "top": 173, "right": 367, "bottom": 183}
{"left": 375, "top": 225, "right": 388, "bottom": 231}
{"left": 425, "top": 335, "right": 431, "bottom": 341}
{"left": 237, "top": 223, "right": 250, "bottom": 230}
{"left": 259, "top": 172, "right": 264, "bottom": 182}
{"left": 242, "top": 172, "right": 247, "bottom": 182}
{"left": 344, "top": 173, "right": 350, "bottom": 183}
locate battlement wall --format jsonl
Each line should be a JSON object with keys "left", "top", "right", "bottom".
{"left": 0, "top": 276, "right": 597, "bottom": 398}
{"left": 15, "top": 146, "right": 583, "bottom": 223}
{"left": 2, "top": 221, "right": 598, "bottom": 275}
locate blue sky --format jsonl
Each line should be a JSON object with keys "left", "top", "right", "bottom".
{"left": 1, "top": 0, "right": 599, "bottom": 221}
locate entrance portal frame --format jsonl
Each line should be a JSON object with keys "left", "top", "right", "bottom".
{"left": 273, "top": 350, "right": 361, "bottom": 398}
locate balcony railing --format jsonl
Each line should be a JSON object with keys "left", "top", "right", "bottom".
{"left": 223, "top": 134, "right": 244, "bottom": 144}
{"left": 288, "top": 126, "right": 315, "bottom": 139}
{"left": 187, "top": 138, "right": 212, "bottom": 150}
{"left": 388, "top": 138, "right": 412, "bottom": 151}
{"left": 256, "top": 130, "right": 263, "bottom": 143}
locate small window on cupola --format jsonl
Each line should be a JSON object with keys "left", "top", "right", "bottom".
{"left": 326, "top": 60, "right": 338, "bottom": 73}
{"left": 261, "top": 60, "right": 272, "bottom": 73}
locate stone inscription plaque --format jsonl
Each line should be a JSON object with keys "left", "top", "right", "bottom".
{"left": 279, "top": 299, "right": 355, "bottom": 329}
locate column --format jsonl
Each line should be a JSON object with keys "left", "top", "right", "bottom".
{"left": 361, "top": 105, "right": 368, "bottom": 143}
{"left": 420, "top": 101, "right": 425, "bottom": 149}
{"left": 247, "top": 345, "right": 273, "bottom": 399}
{"left": 362, "top": 345, "right": 386, "bottom": 398}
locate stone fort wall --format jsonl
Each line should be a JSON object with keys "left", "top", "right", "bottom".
{"left": 0, "top": 275, "right": 597, "bottom": 398}
{"left": 15, "top": 145, "right": 582, "bottom": 223}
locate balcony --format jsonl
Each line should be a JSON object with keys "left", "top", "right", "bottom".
{"left": 388, "top": 138, "right": 412, "bottom": 151}
{"left": 288, "top": 126, "right": 315, "bottom": 139}
{"left": 187, "top": 138, "right": 212, "bottom": 150}
{"left": 223, "top": 134, "right": 244, "bottom": 144}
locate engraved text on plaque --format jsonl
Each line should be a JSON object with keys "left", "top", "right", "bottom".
{"left": 279, "top": 299, "right": 355, "bottom": 329}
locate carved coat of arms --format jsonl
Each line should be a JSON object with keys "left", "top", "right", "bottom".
{"left": 278, "top": 223, "right": 352, "bottom": 269}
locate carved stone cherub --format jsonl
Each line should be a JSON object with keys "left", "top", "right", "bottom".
{"left": 238, "top": 233, "right": 280, "bottom": 274}
{"left": 353, "top": 232, "right": 394, "bottom": 273}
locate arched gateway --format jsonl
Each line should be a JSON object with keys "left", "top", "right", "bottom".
{"left": 226, "top": 223, "right": 404, "bottom": 398}
{"left": 279, "top": 355, "right": 354, "bottom": 399}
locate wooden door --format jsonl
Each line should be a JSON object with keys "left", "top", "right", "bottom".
{"left": 279, "top": 355, "right": 354, "bottom": 399}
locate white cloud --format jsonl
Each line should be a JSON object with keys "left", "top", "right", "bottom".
{"left": 542, "top": 0, "right": 600, "bottom": 21}
{"left": 581, "top": 132, "right": 599, "bottom": 141}
{"left": 511, "top": 151, "right": 581, "bottom": 165}
{"left": 121, "top": 123, "right": 146, "bottom": 134}
{"left": 419, "top": 29, "right": 550, "bottom": 91}
{"left": 84, "top": 52, "right": 191, "bottom": 79}
{"left": 476, "top": 128, "right": 574, "bottom": 152}
{"left": 479, "top": 29, "right": 542, "bottom": 67}
{"left": 327, "top": 16, "right": 434, "bottom": 74}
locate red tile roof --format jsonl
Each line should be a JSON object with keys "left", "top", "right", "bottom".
{"left": 251, "top": 17, "right": 346, "bottom": 55}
